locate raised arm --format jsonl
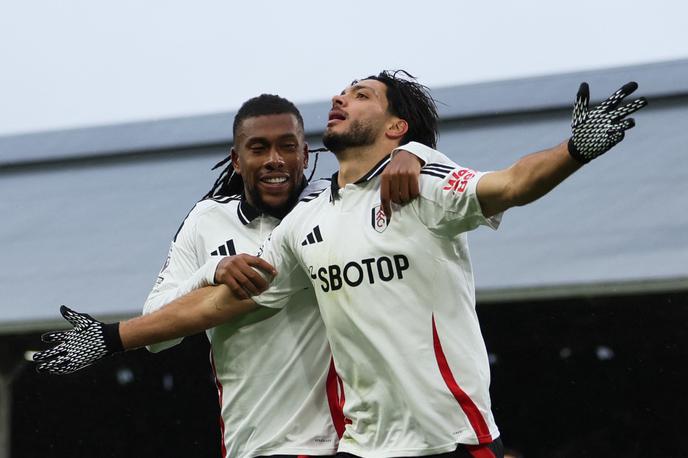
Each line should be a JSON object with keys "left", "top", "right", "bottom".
{"left": 477, "top": 81, "right": 647, "bottom": 217}
{"left": 476, "top": 141, "right": 580, "bottom": 217}
{"left": 34, "top": 285, "right": 256, "bottom": 374}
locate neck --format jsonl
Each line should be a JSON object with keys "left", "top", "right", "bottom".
{"left": 335, "top": 142, "right": 396, "bottom": 187}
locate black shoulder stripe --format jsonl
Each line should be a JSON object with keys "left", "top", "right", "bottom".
{"left": 172, "top": 205, "right": 197, "bottom": 243}
{"left": 299, "top": 187, "right": 327, "bottom": 202}
{"left": 420, "top": 170, "right": 448, "bottom": 179}
{"left": 423, "top": 163, "right": 454, "bottom": 173}
{"left": 173, "top": 195, "right": 240, "bottom": 242}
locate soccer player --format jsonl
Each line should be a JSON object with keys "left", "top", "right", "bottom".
{"left": 140, "top": 94, "right": 341, "bottom": 458}
{"left": 35, "top": 72, "right": 646, "bottom": 458}
{"left": 35, "top": 93, "right": 431, "bottom": 457}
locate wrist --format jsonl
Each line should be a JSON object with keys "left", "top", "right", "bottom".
{"left": 567, "top": 137, "right": 588, "bottom": 164}
{"left": 102, "top": 322, "right": 124, "bottom": 353}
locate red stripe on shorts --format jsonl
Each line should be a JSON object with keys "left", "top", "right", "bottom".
{"left": 432, "top": 314, "right": 493, "bottom": 443}
{"left": 466, "top": 444, "right": 496, "bottom": 458}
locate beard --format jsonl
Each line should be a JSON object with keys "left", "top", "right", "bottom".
{"left": 322, "top": 119, "right": 377, "bottom": 154}
{"left": 246, "top": 176, "right": 304, "bottom": 219}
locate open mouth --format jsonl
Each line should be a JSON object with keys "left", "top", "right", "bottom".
{"left": 328, "top": 110, "right": 346, "bottom": 122}
{"left": 261, "top": 176, "right": 289, "bottom": 185}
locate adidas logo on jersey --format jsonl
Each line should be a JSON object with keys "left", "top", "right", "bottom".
{"left": 301, "top": 226, "right": 324, "bottom": 246}
{"left": 210, "top": 239, "right": 237, "bottom": 256}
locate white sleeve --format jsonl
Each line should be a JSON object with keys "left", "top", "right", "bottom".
{"left": 252, "top": 217, "right": 311, "bottom": 309}
{"left": 407, "top": 143, "right": 502, "bottom": 236}
{"left": 142, "top": 207, "right": 218, "bottom": 353}
{"left": 392, "top": 141, "right": 448, "bottom": 165}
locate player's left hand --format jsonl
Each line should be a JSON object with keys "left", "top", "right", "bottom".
{"left": 380, "top": 150, "right": 423, "bottom": 220}
{"left": 33, "top": 305, "right": 124, "bottom": 375}
{"left": 568, "top": 81, "right": 648, "bottom": 163}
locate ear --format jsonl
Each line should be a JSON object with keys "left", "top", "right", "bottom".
{"left": 230, "top": 147, "right": 241, "bottom": 175}
{"left": 302, "top": 143, "right": 310, "bottom": 170}
{"left": 385, "top": 118, "right": 408, "bottom": 141}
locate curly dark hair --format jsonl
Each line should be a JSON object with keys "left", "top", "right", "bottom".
{"left": 359, "top": 70, "right": 439, "bottom": 148}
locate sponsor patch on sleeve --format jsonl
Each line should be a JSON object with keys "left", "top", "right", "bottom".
{"left": 443, "top": 168, "right": 476, "bottom": 194}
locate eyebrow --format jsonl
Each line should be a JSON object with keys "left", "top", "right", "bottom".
{"left": 244, "top": 133, "right": 300, "bottom": 144}
{"left": 341, "top": 84, "right": 377, "bottom": 96}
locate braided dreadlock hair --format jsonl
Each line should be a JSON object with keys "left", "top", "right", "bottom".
{"left": 203, "top": 94, "right": 316, "bottom": 200}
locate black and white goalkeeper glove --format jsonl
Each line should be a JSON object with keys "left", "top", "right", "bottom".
{"left": 34, "top": 305, "right": 124, "bottom": 375}
{"left": 569, "top": 81, "right": 647, "bottom": 163}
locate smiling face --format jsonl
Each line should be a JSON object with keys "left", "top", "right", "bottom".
{"left": 231, "top": 113, "right": 308, "bottom": 217}
{"left": 322, "top": 79, "right": 396, "bottom": 154}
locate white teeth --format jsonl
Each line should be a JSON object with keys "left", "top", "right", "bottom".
{"left": 264, "top": 177, "right": 287, "bottom": 184}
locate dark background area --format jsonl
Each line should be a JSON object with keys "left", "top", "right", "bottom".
{"left": 7, "top": 292, "right": 687, "bottom": 458}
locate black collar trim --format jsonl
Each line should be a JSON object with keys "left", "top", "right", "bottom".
{"left": 237, "top": 197, "right": 261, "bottom": 225}
{"left": 330, "top": 156, "right": 391, "bottom": 200}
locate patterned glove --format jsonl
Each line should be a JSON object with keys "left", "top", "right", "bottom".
{"left": 34, "top": 305, "right": 124, "bottom": 375}
{"left": 569, "top": 81, "right": 647, "bottom": 163}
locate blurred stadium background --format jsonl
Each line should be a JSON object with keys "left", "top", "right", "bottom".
{"left": 1, "top": 60, "right": 687, "bottom": 457}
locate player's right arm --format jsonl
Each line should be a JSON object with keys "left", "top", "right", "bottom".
{"left": 124, "top": 285, "right": 257, "bottom": 349}
{"left": 34, "top": 285, "right": 258, "bottom": 375}
{"left": 34, "top": 220, "right": 300, "bottom": 375}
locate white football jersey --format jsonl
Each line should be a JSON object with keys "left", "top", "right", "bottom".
{"left": 143, "top": 180, "right": 341, "bottom": 458}
{"left": 254, "top": 143, "right": 502, "bottom": 457}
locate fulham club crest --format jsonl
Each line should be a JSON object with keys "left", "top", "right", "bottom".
{"left": 371, "top": 204, "right": 388, "bottom": 233}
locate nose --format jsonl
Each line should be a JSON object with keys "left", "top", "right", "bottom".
{"left": 331, "top": 94, "right": 345, "bottom": 107}
{"left": 265, "top": 146, "right": 285, "bottom": 169}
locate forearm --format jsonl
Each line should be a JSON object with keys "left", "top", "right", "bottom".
{"left": 144, "top": 259, "right": 220, "bottom": 315}
{"left": 505, "top": 141, "right": 582, "bottom": 206}
{"left": 121, "top": 285, "right": 256, "bottom": 349}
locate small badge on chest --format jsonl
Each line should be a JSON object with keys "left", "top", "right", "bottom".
{"left": 371, "top": 204, "right": 389, "bottom": 233}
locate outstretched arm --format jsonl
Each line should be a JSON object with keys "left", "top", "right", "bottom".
{"left": 122, "top": 285, "right": 256, "bottom": 348}
{"left": 34, "top": 285, "right": 256, "bottom": 374}
{"left": 477, "top": 81, "right": 647, "bottom": 217}
{"left": 476, "top": 141, "right": 581, "bottom": 217}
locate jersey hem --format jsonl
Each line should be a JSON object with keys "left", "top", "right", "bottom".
{"left": 456, "top": 427, "right": 500, "bottom": 445}
{"left": 244, "top": 445, "right": 338, "bottom": 458}
{"left": 337, "top": 442, "right": 457, "bottom": 458}
{"left": 337, "top": 429, "right": 500, "bottom": 458}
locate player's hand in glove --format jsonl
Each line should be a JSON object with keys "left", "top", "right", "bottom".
{"left": 33, "top": 305, "right": 124, "bottom": 375}
{"left": 568, "top": 81, "right": 647, "bottom": 163}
